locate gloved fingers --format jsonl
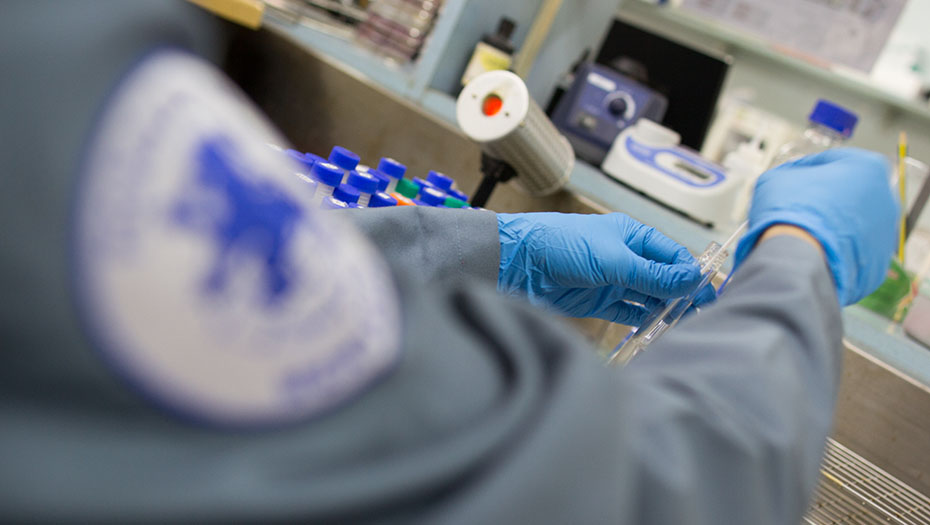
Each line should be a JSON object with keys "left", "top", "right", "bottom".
{"left": 691, "top": 282, "right": 718, "bottom": 307}
{"left": 596, "top": 300, "right": 651, "bottom": 326}
{"left": 630, "top": 223, "right": 697, "bottom": 265}
{"left": 773, "top": 147, "right": 888, "bottom": 171}
{"left": 622, "top": 256, "right": 703, "bottom": 299}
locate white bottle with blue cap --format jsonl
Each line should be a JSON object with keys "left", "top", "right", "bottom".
{"left": 346, "top": 170, "right": 380, "bottom": 207}
{"left": 310, "top": 161, "right": 344, "bottom": 205}
{"left": 770, "top": 99, "right": 858, "bottom": 168}
{"left": 329, "top": 146, "right": 360, "bottom": 185}
{"left": 333, "top": 183, "right": 361, "bottom": 208}
{"left": 377, "top": 157, "right": 407, "bottom": 194}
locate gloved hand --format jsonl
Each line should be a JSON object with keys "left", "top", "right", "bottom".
{"left": 498, "top": 212, "right": 713, "bottom": 325}
{"left": 734, "top": 148, "right": 899, "bottom": 306}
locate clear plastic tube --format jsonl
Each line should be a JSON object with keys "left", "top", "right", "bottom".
{"left": 607, "top": 221, "right": 748, "bottom": 367}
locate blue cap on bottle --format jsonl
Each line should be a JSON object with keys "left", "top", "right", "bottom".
{"left": 347, "top": 170, "right": 379, "bottom": 194}
{"left": 333, "top": 183, "right": 360, "bottom": 204}
{"left": 287, "top": 149, "right": 314, "bottom": 171}
{"left": 347, "top": 202, "right": 361, "bottom": 208}
{"left": 377, "top": 157, "right": 407, "bottom": 179}
{"left": 367, "top": 169, "right": 391, "bottom": 192}
{"left": 311, "top": 161, "right": 344, "bottom": 187}
{"left": 412, "top": 177, "right": 434, "bottom": 191}
{"left": 419, "top": 186, "right": 447, "bottom": 207}
{"left": 426, "top": 170, "right": 454, "bottom": 191}
{"left": 321, "top": 196, "right": 349, "bottom": 210}
{"left": 448, "top": 188, "right": 469, "bottom": 202}
{"left": 809, "top": 100, "right": 858, "bottom": 138}
{"left": 329, "top": 146, "right": 360, "bottom": 171}
{"left": 305, "top": 152, "right": 326, "bottom": 166}
{"left": 368, "top": 191, "right": 398, "bottom": 208}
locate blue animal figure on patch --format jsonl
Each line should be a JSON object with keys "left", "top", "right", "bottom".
{"left": 173, "top": 137, "right": 303, "bottom": 305}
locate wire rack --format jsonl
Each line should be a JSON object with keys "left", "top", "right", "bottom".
{"left": 805, "top": 438, "right": 930, "bottom": 524}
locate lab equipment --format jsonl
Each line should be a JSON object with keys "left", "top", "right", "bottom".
{"left": 311, "top": 161, "right": 343, "bottom": 204}
{"left": 497, "top": 212, "right": 703, "bottom": 324}
{"left": 735, "top": 149, "right": 898, "bottom": 306}
{"left": 601, "top": 119, "right": 742, "bottom": 227}
{"left": 333, "top": 183, "right": 361, "bottom": 207}
{"left": 607, "top": 222, "right": 746, "bottom": 366}
{"left": 354, "top": 0, "right": 443, "bottom": 64}
{"left": 550, "top": 62, "right": 667, "bottom": 165}
{"left": 419, "top": 186, "right": 448, "bottom": 207}
{"left": 701, "top": 95, "right": 797, "bottom": 168}
{"left": 377, "top": 157, "right": 406, "bottom": 193}
{"left": 460, "top": 17, "right": 516, "bottom": 86}
{"left": 595, "top": 19, "right": 730, "bottom": 149}
{"left": 457, "top": 70, "right": 574, "bottom": 207}
{"left": 368, "top": 192, "right": 398, "bottom": 208}
{"left": 347, "top": 170, "right": 379, "bottom": 207}
{"left": 769, "top": 100, "right": 857, "bottom": 167}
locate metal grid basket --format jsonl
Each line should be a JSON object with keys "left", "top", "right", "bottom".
{"left": 805, "top": 438, "right": 930, "bottom": 524}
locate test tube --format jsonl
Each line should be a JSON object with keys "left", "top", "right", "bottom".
{"left": 329, "top": 146, "right": 360, "bottom": 176}
{"left": 378, "top": 157, "right": 407, "bottom": 193}
{"left": 418, "top": 186, "right": 448, "bottom": 207}
{"left": 311, "top": 162, "right": 343, "bottom": 204}
{"left": 607, "top": 222, "right": 748, "bottom": 366}
{"left": 394, "top": 179, "right": 420, "bottom": 201}
{"left": 426, "top": 170, "right": 454, "bottom": 192}
{"left": 333, "top": 183, "right": 361, "bottom": 207}
{"left": 321, "top": 196, "right": 350, "bottom": 210}
{"left": 368, "top": 192, "right": 398, "bottom": 208}
{"left": 347, "top": 170, "right": 380, "bottom": 207}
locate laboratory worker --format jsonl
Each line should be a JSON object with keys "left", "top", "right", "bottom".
{"left": 0, "top": 1, "right": 899, "bottom": 524}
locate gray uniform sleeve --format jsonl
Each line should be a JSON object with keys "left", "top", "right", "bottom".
{"left": 426, "top": 235, "right": 841, "bottom": 525}
{"left": 615, "top": 235, "right": 842, "bottom": 525}
{"left": 338, "top": 206, "right": 500, "bottom": 287}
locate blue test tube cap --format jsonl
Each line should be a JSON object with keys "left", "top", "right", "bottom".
{"left": 809, "top": 99, "right": 858, "bottom": 138}
{"left": 328, "top": 146, "right": 360, "bottom": 171}
{"left": 311, "top": 161, "right": 344, "bottom": 187}
{"left": 377, "top": 157, "right": 407, "bottom": 179}
{"left": 412, "top": 177, "right": 434, "bottom": 191}
{"left": 321, "top": 196, "right": 349, "bottom": 210}
{"left": 419, "top": 186, "right": 447, "bottom": 207}
{"left": 305, "top": 152, "right": 326, "bottom": 165}
{"left": 347, "top": 169, "right": 379, "bottom": 194}
{"left": 426, "top": 170, "right": 454, "bottom": 191}
{"left": 368, "top": 191, "right": 398, "bottom": 208}
{"left": 448, "top": 188, "right": 470, "bottom": 202}
{"left": 367, "top": 169, "right": 390, "bottom": 192}
{"left": 287, "top": 149, "right": 314, "bottom": 171}
{"left": 333, "top": 183, "right": 360, "bottom": 204}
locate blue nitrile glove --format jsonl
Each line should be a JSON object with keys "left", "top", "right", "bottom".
{"left": 497, "top": 212, "right": 714, "bottom": 326}
{"left": 734, "top": 148, "right": 898, "bottom": 306}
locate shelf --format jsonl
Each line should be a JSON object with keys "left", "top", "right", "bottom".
{"left": 260, "top": 15, "right": 930, "bottom": 390}
{"left": 263, "top": 0, "right": 469, "bottom": 100}
{"left": 617, "top": 2, "right": 930, "bottom": 123}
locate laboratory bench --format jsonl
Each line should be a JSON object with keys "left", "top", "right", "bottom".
{"left": 218, "top": 17, "right": 930, "bottom": 499}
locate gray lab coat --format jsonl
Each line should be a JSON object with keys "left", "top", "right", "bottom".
{"left": 1, "top": 1, "right": 842, "bottom": 523}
